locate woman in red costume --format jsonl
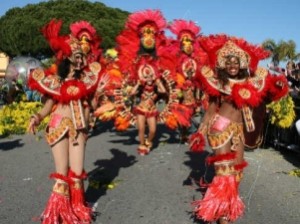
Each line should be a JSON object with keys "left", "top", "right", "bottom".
{"left": 189, "top": 34, "right": 289, "bottom": 224}
{"left": 167, "top": 19, "right": 208, "bottom": 143}
{"left": 113, "top": 9, "right": 170, "bottom": 156}
{"left": 28, "top": 19, "right": 105, "bottom": 224}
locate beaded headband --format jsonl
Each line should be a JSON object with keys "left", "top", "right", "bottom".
{"left": 217, "top": 41, "right": 250, "bottom": 69}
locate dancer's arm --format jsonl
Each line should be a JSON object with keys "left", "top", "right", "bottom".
{"left": 28, "top": 97, "right": 55, "bottom": 134}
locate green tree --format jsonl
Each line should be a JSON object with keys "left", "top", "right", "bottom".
{"left": 0, "top": 0, "right": 129, "bottom": 58}
{"left": 262, "top": 39, "right": 300, "bottom": 67}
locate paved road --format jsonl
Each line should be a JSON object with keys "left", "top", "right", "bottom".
{"left": 1, "top": 122, "right": 300, "bottom": 224}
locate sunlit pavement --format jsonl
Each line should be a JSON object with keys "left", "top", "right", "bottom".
{"left": 1, "top": 123, "right": 300, "bottom": 224}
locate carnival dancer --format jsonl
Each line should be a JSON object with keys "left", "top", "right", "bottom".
{"left": 28, "top": 19, "right": 106, "bottom": 223}
{"left": 167, "top": 19, "right": 208, "bottom": 143}
{"left": 189, "top": 34, "right": 289, "bottom": 224}
{"left": 95, "top": 9, "right": 170, "bottom": 156}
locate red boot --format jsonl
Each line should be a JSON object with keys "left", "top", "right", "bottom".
{"left": 41, "top": 173, "right": 79, "bottom": 224}
{"left": 68, "top": 169, "right": 92, "bottom": 223}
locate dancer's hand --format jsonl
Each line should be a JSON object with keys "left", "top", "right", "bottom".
{"left": 162, "top": 70, "right": 170, "bottom": 78}
{"left": 28, "top": 117, "right": 37, "bottom": 135}
{"left": 97, "top": 73, "right": 110, "bottom": 92}
{"left": 28, "top": 114, "right": 41, "bottom": 135}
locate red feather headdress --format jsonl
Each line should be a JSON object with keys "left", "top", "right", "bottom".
{"left": 41, "top": 19, "right": 72, "bottom": 61}
{"left": 117, "top": 9, "right": 168, "bottom": 80}
{"left": 168, "top": 19, "right": 200, "bottom": 40}
{"left": 199, "top": 34, "right": 270, "bottom": 72}
{"left": 70, "top": 20, "right": 102, "bottom": 62}
{"left": 41, "top": 19, "right": 101, "bottom": 63}
{"left": 125, "top": 9, "right": 167, "bottom": 33}
{"left": 70, "top": 20, "right": 97, "bottom": 41}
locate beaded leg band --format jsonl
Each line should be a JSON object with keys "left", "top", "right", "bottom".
{"left": 41, "top": 173, "right": 79, "bottom": 224}
{"left": 193, "top": 153, "right": 245, "bottom": 222}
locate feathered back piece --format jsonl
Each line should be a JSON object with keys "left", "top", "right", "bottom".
{"left": 125, "top": 9, "right": 167, "bottom": 34}
{"left": 41, "top": 19, "right": 72, "bottom": 61}
{"left": 168, "top": 19, "right": 200, "bottom": 40}
{"left": 70, "top": 20, "right": 97, "bottom": 40}
{"left": 199, "top": 34, "right": 270, "bottom": 72}
{"left": 41, "top": 19, "right": 102, "bottom": 63}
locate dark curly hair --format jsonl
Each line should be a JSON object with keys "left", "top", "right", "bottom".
{"left": 57, "top": 58, "right": 83, "bottom": 81}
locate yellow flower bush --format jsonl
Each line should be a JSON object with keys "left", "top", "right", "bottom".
{"left": 0, "top": 101, "right": 49, "bottom": 137}
{"left": 266, "top": 95, "right": 296, "bottom": 128}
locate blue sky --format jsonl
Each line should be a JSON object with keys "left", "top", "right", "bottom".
{"left": 1, "top": 0, "right": 300, "bottom": 66}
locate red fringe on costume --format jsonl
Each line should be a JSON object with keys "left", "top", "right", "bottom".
{"left": 164, "top": 114, "right": 178, "bottom": 130}
{"left": 169, "top": 103, "right": 193, "bottom": 128}
{"left": 41, "top": 194, "right": 79, "bottom": 224}
{"left": 68, "top": 169, "right": 92, "bottom": 223}
{"left": 189, "top": 132, "right": 206, "bottom": 153}
{"left": 234, "top": 160, "right": 248, "bottom": 171}
{"left": 193, "top": 174, "right": 245, "bottom": 222}
{"left": 41, "top": 173, "right": 79, "bottom": 224}
{"left": 114, "top": 115, "right": 131, "bottom": 131}
{"left": 206, "top": 152, "right": 236, "bottom": 165}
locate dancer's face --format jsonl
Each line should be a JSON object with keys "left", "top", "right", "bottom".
{"left": 180, "top": 32, "right": 194, "bottom": 55}
{"left": 140, "top": 24, "right": 156, "bottom": 50}
{"left": 225, "top": 56, "right": 240, "bottom": 77}
{"left": 73, "top": 53, "right": 84, "bottom": 70}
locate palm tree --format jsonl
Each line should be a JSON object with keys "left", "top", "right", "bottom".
{"left": 262, "top": 39, "right": 300, "bottom": 67}
{"left": 262, "top": 39, "right": 280, "bottom": 66}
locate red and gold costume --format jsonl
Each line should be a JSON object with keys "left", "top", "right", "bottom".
{"left": 190, "top": 34, "right": 289, "bottom": 222}
{"left": 30, "top": 62, "right": 100, "bottom": 146}
{"left": 28, "top": 19, "right": 102, "bottom": 223}
{"left": 117, "top": 9, "right": 169, "bottom": 155}
{"left": 167, "top": 19, "right": 208, "bottom": 111}
{"left": 94, "top": 10, "right": 192, "bottom": 155}
{"left": 160, "top": 20, "right": 208, "bottom": 141}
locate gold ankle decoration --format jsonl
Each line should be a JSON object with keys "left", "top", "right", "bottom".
{"left": 214, "top": 160, "right": 236, "bottom": 176}
{"left": 53, "top": 181, "right": 69, "bottom": 197}
{"left": 72, "top": 179, "right": 83, "bottom": 189}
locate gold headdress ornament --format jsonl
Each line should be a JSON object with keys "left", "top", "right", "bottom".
{"left": 105, "top": 48, "right": 118, "bottom": 59}
{"left": 217, "top": 40, "right": 250, "bottom": 69}
{"left": 70, "top": 20, "right": 98, "bottom": 55}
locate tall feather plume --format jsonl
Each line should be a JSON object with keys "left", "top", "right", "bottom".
{"left": 125, "top": 9, "right": 167, "bottom": 32}
{"left": 41, "top": 19, "right": 71, "bottom": 61}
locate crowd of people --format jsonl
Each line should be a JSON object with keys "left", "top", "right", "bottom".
{"left": 265, "top": 61, "right": 300, "bottom": 150}
{"left": 25, "top": 9, "right": 291, "bottom": 224}
{"left": 268, "top": 61, "right": 300, "bottom": 98}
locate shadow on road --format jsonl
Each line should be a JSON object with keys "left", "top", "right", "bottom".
{"left": 183, "top": 150, "right": 215, "bottom": 224}
{"left": 274, "top": 147, "right": 300, "bottom": 168}
{"left": 89, "top": 120, "right": 115, "bottom": 138}
{"left": 0, "top": 138, "right": 24, "bottom": 151}
{"left": 85, "top": 148, "right": 137, "bottom": 205}
{"left": 96, "top": 123, "right": 181, "bottom": 151}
